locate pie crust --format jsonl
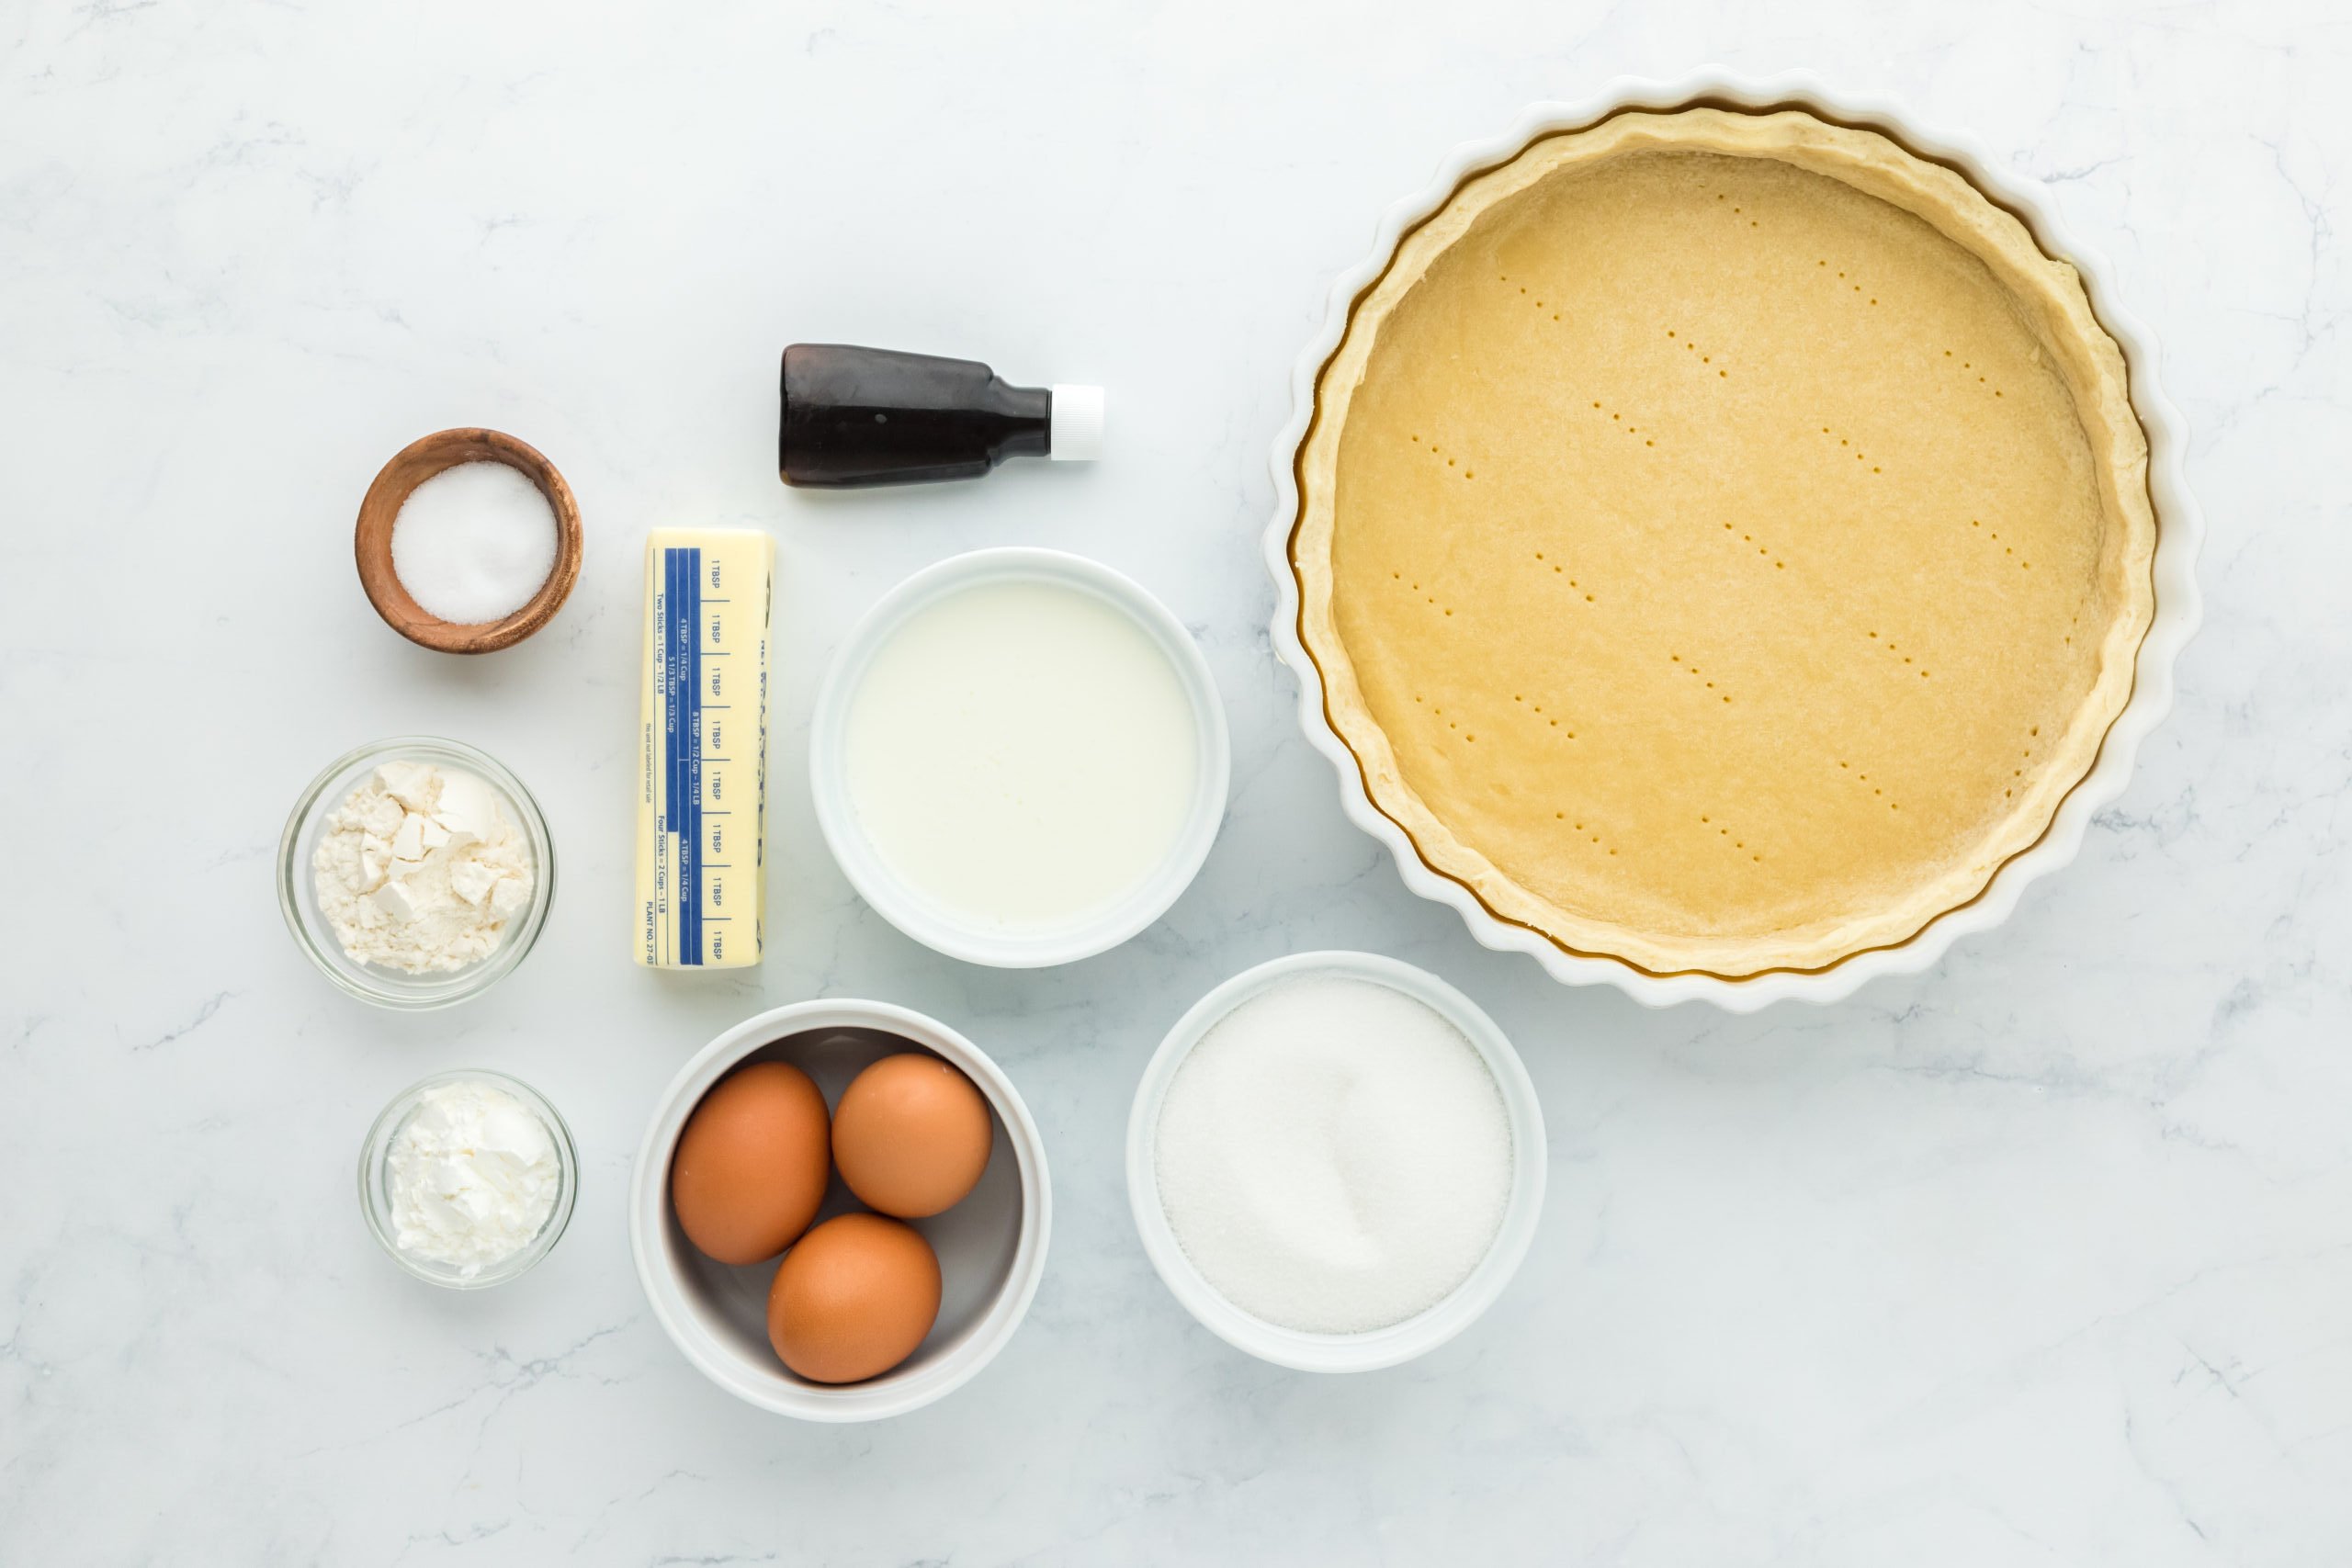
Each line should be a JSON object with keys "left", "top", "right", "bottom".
{"left": 1292, "top": 108, "right": 2157, "bottom": 976}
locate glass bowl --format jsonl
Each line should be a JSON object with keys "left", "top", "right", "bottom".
{"left": 278, "top": 736, "right": 554, "bottom": 1009}
{"left": 358, "top": 1069, "right": 577, "bottom": 1289}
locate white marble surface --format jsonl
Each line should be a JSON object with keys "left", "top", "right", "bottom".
{"left": 3, "top": 1, "right": 2346, "bottom": 1562}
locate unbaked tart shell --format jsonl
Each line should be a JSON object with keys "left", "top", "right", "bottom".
{"left": 1291, "top": 107, "right": 2157, "bottom": 977}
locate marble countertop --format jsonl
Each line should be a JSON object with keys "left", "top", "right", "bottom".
{"left": 4, "top": 1, "right": 2346, "bottom": 1562}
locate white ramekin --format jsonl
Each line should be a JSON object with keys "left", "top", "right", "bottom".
{"left": 810, "top": 547, "right": 1231, "bottom": 968}
{"left": 628, "top": 998, "right": 1051, "bottom": 1423}
{"left": 1126, "top": 951, "right": 1546, "bottom": 1372}
{"left": 1261, "top": 69, "right": 2206, "bottom": 1011}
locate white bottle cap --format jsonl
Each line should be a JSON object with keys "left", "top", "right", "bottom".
{"left": 1049, "top": 384, "right": 1105, "bottom": 462}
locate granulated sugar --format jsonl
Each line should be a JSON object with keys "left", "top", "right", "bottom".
{"left": 1153, "top": 976, "right": 1512, "bottom": 1333}
{"left": 390, "top": 460, "right": 557, "bottom": 625}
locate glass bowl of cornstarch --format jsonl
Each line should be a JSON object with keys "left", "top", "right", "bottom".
{"left": 359, "top": 1069, "right": 577, "bottom": 1288}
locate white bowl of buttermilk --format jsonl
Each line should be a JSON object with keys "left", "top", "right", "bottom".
{"left": 808, "top": 547, "right": 1230, "bottom": 969}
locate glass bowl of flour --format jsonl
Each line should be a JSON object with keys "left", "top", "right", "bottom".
{"left": 359, "top": 1069, "right": 577, "bottom": 1288}
{"left": 278, "top": 737, "right": 555, "bottom": 1009}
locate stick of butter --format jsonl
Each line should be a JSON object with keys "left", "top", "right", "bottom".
{"left": 636, "top": 528, "right": 774, "bottom": 968}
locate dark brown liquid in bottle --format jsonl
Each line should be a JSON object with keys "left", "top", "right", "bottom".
{"left": 779, "top": 344, "right": 1052, "bottom": 489}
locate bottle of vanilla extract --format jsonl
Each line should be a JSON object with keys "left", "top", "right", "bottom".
{"left": 778, "top": 344, "right": 1104, "bottom": 489}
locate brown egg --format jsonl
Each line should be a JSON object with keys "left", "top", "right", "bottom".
{"left": 831, "top": 1053, "right": 993, "bottom": 1218}
{"left": 670, "top": 1060, "right": 831, "bottom": 1265}
{"left": 766, "top": 1213, "right": 942, "bottom": 1382}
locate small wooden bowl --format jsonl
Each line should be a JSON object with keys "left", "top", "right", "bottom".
{"left": 355, "top": 427, "right": 582, "bottom": 654}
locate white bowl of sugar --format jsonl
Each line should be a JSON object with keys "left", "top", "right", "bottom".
{"left": 1125, "top": 951, "right": 1545, "bottom": 1371}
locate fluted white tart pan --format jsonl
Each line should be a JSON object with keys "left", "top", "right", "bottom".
{"left": 1262, "top": 70, "right": 2203, "bottom": 1011}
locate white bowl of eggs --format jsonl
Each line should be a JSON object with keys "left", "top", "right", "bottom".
{"left": 629, "top": 999, "right": 1051, "bottom": 1422}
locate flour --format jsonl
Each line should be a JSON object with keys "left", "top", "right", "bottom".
{"left": 311, "top": 761, "right": 533, "bottom": 974}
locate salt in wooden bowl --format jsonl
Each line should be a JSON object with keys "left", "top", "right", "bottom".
{"left": 355, "top": 427, "right": 582, "bottom": 654}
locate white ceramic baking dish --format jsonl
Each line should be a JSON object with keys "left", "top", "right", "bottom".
{"left": 1262, "top": 68, "right": 2204, "bottom": 1011}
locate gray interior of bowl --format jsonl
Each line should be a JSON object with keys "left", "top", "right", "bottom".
{"left": 664, "top": 1027, "right": 1024, "bottom": 1388}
